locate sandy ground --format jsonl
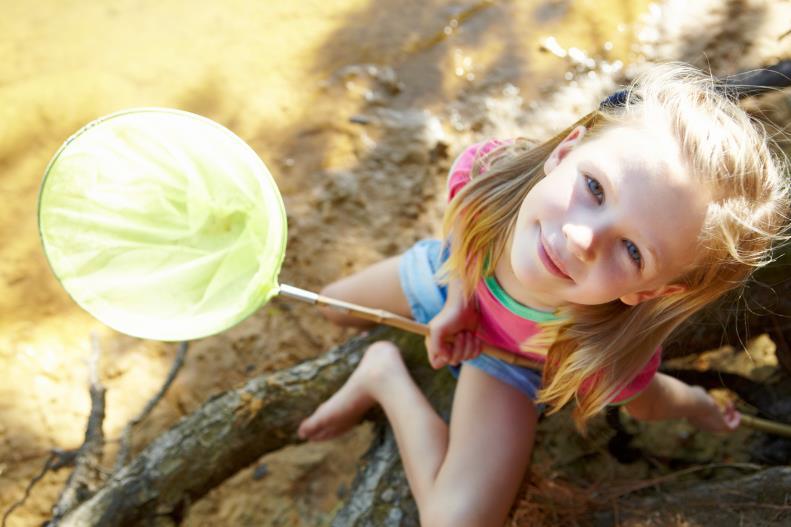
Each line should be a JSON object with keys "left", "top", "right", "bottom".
{"left": 1, "top": 1, "right": 790, "bottom": 525}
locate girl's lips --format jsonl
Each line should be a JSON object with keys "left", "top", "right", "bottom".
{"left": 538, "top": 230, "right": 572, "bottom": 280}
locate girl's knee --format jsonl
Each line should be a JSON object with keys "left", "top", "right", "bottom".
{"left": 363, "top": 340, "right": 403, "bottom": 366}
{"left": 359, "top": 341, "right": 405, "bottom": 384}
{"left": 365, "top": 340, "right": 401, "bottom": 359}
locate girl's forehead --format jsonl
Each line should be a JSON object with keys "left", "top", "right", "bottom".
{"left": 587, "top": 123, "right": 694, "bottom": 187}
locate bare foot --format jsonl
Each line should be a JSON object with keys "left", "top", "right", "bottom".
{"left": 298, "top": 341, "right": 403, "bottom": 441}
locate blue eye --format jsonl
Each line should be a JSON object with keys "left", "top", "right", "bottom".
{"left": 624, "top": 239, "right": 642, "bottom": 267}
{"left": 585, "top": 175, "right": 604, "bottom": 204}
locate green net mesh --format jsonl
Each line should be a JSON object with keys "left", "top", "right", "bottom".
{"left": 38, "top": 108, "right": 287, "bottom": 341}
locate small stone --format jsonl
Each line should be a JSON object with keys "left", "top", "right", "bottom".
{"left": 252, "top": 463, "right": 269, "bottom": 481}
{"left": 386, "top": 507, "right": 403, "bottom": 524}
{"left": 381, "top": 487, "right": 396, "bottom": 502}
{"left": 349, "top": 114, "right": 371, "bottom": 125}
{"left": 337, "top": 482, "right": 347, "bottom": 499}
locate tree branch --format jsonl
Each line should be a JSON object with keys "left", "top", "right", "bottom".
{"left": 113, "top": 342, "right": 189, "bottom": 473}
{"left": 58, "top": 328, "right": 423, "bottom": 526}
{"left": 48, "top": 334, "right": 107, "bottom": 524}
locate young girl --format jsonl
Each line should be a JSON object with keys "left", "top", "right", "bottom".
{"left": 298, "top": 63, "right": 790, "bottom": 526}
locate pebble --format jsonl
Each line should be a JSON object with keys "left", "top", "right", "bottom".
{"left": 380, "top": 487, "right": 396, "bottom": 502}
{"left": 386, "top": 507, "right": 403, "bottom": 524}
{"left": 252, "top": 463, "right": 269, "bottom": 481}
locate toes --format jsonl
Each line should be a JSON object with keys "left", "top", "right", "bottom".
{"left": 297, "top": 417, "right": 315, "bottom": 440}
{"left": 313, "top": 428, "right": 336, "bottom": 442}
{"left": 299, "top": 417, "right": 338, "bottom": 442}
{"left": 298, "top": 408, "right": 325, "bottom": 440}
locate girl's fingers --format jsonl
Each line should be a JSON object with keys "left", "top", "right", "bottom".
{"left": 729, "top": 411, "right": 742, "bottom": 430}
{"left": 461, "top": 332, "right": 474, "bottom": 361}
{"left": 433, "top": 328, "right": 454, "bottom": 369}
{"left": 449, "top": 332, "right": 467, "bottom": 365}
{"left": 433, "top": 351, "right": 447, "bottom": 369}
{"left": 424, "top": 336, "right": 435, "bottom": 367}
{"left": 425, "top": 335, "right": 445, "bottom": 369}
{"left": 437, "top": 341, "right": 451, "bottom": 368}
{"left": 451, "top": 331, "right": 480, "bottom": 364}
{"left": 725, "top": 408, "right": 741, "bottom": 430}
{"left": 429, "top": 329, "right": 481, "bottom": 368}
{"left": 720, "top": 401, "right": 741, "bottom": 431}
{"left": 431, "top": 331, "right": 443, "bottom": 359}
{"left": 445, "top": 332, "right": 461, "bottom": 366}
{"left": 460, "top": 333, "right": 475, "bottom": 361}
{"left": 468, "top": 334, "right": 482, "bottom": 360}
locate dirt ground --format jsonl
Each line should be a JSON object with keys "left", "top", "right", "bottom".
{"left": 1, "top": 1, "right": 790, "bottom": 525}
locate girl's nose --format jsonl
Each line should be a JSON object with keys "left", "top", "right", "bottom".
{"left": 562, "top": 223, "right": 596, "bottom": 262}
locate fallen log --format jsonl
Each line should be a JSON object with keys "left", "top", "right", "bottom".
{"left": 58, "top": 328, "right": 429, "bottom": 526}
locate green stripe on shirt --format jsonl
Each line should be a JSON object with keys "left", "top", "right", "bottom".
{"left": 483, "top": 275, "right": 559, "bottom": 322}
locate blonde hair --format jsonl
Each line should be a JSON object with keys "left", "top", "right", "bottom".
{"left": 441, "top": 63, "right": 790, "bottom": 432}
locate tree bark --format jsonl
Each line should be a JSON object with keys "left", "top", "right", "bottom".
{"left": 663, "top": 242, "right": 791, "bottom": 360}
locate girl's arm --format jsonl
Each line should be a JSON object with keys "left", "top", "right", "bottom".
{"left": 622, "top": 372, "right": 741, "bottom": 433}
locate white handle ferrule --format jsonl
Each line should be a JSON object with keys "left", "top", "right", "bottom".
{"left": 277, "top": 284, "right": 319, "bottom": 304}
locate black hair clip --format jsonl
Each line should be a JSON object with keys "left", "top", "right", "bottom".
{"left": 599, "top": 89, "right": 629, "bottom": 110}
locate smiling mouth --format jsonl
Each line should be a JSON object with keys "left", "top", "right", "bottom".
{"left": 538, "top": 229, "right": 572, "bottom": 280}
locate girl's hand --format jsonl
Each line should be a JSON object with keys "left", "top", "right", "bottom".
{"left": 685, "top": 386, "right": 741, "bottom": 433}
{"left": 426, "top": 295, "right": 481, "bottom": 369}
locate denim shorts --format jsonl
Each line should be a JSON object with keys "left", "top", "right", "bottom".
{"left": 398, "top": 239, "right": 543, "bottom": 402}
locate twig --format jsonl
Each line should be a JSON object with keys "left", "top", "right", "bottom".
{"left": 113, "top": 341, "right": 189, "bottom": 473}
{"left": 48, "top": 333, "right": 107, "bottom": 524}
{"left": 740, "top": 414, "right": 791, "bottom": 438}
{"left": 4, "top": 452, "right": 51, "bottom": 527}
{"left": 1, "top": 447, "right": 82, "bottom": 527}
{"left": 597, "top": 462, "right": 764, "bottom": 502}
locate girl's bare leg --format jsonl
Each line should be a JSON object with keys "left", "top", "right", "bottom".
{"left": 299, "top": 341, "right": 539, "bottom": 527}
{"left": 299, "top": 254, "right": 415, "bottom": 439}
{"left": 302, "top": 253, "right": 539, "bottom": 525}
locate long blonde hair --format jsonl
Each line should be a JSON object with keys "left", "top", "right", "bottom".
{"left": 441, "top": 63, "right": 790, "bottom": 432}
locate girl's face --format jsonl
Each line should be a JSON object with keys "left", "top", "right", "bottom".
{"left": 509, "top": 123, "right": 709, "bottom": 311}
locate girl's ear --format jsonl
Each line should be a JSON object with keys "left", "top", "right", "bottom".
{"left": 620, "top": 283, "right": 687, "bottom": 306}
{"left": 544, "top": 125, "right": 587, "bottom": 174}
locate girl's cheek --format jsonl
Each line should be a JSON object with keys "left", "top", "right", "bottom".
{"left": 583, "top": 265, "right": 625, "bottom": 303}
